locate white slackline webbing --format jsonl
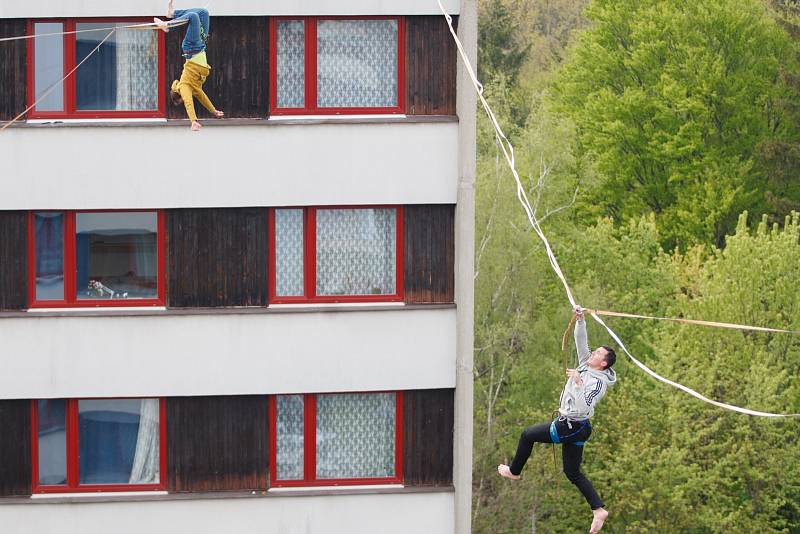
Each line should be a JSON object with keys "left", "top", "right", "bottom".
{"left": 436, "top": 0, "right": 800, "bottom": 418}
{"left": 0, "top": 19, "right": 187, "bottom": 42}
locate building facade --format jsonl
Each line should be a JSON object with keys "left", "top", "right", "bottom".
{"left": 0, "top": 1, "right": 476, "bottom": 532}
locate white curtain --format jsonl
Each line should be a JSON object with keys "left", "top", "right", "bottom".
{"left": 316, "top": 209, "right": 396, "bottom": 296}
{"left": 129, "top": 399, "right": 160, "bottom": 484}
{"left": 115, "top": 28, "right": 158, "bottom": 110}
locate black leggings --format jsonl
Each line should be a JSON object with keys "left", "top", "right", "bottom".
{"left": 509, "top": 418, "right": 604, "bottom": 510}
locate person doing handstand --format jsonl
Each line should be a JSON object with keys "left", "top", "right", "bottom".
{"left": 498, "top": 305, "right": 617, "bottom": 534}
{"left": 155, "top": 1, "right": 224, "bottom": 131}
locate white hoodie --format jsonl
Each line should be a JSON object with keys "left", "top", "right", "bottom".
{"left": 558, "top": 317, "right": 617, "bottom": 420}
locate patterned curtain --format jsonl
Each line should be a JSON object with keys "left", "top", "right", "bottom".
{"left": 277, "top": 20, "right": 306, "bottom": 108}
{"left": 129, "top": 399, "right": 160, "bottom": 484}
{"left": 316, "top": 209, "right": 396, "bottom": 296}
{"left": 317, "top": 20, "right": 398, "bottom": 108}
{"left": 275, "top": 209, "right": 305, "bottom": 296}
{"left": 276, "top": 395, "right": 305, "bottom": 480}
{"left": 115, "top": 27, "right": 158, "bottom": 110}
{"left": 316, "top": 393, "right": 396, "bottom": 479}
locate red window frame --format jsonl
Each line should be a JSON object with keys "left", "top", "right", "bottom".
{"left": 268, "top": 206, "right": 404, "bottom": 304}
{"left": 269, "top": 16, "right": 406, "bottom": 115}
{"left": 27, "top": 210, "right": 167, "bottom": 308}
{"left": 26, "top": 18, "right": 167, "bottom": 119}
{"left": 269, "top": 392, "right": 404, "bottom": 488}
{"left": 30, "top": 398, "right": 167, "bottom": 494}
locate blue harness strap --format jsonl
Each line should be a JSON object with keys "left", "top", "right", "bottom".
{"left": 549, "top": 421, "right": 560, "bottom": 444}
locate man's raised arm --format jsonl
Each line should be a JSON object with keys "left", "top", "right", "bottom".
{"left": 573, "top": 305, "right": 591, "bottom": 365}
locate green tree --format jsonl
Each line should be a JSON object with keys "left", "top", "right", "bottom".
{"left": 648, "top": 213, "right": 800, "bottom": 532}
{"left": 478, "top": 0, "right": 531, "bottom": 84}
{"left": 552, "top": 0, "right": 799, "bottom": 249}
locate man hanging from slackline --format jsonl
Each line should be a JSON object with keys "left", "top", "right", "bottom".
{"left": 154, "top": 1, "right": 224, "bottom": 131}
{"left": 498, "top": 305, "right": 617, "bottom": 534}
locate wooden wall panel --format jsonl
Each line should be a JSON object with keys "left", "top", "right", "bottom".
{"left": 404, "top": 389, "right": 454, "bottom": 486}
{"left": 0, "top": 20, "right": 27, "bottom": 122}
{"left": 167, "top": 395, "right": 269, "bottom": 492}
{"left": 0, "top": 211, "right": 28, "bottom": 310}
{"left": 405, "top": 16, "right": 458, "bottom": 116}
{"left": 0, "top": 400, "right": 32, "bottom": 496}
{"left": 166, "top": 17, "right": 269, "bottom": 120}
{"left": 166, "top": 208, "right": 268, "bottom": 308}
{"left": 404, "top": 204, "right": 455, "bottom": 304}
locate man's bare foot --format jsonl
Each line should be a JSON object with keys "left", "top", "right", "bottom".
{"left": 213, "top": 110, "right": 225, "bottom": 118}
{"left": 191, "top": 121, "right": 201, "bottom": 131}
{"left": 589, "top": 508, "right": 608, "bottom": 533}
{"left": 497, "top": 464, "right": 520, "bottom": 481}
{"left": 153, "top": 18, "right": 169, "bottom": 32}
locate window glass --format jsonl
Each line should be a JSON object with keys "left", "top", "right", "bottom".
{"left": 316, "top": 20, "right": 398, "bottom": 108}
{"left": 276, "top": 20, "right": 305, "bottom": 108}
{"left": 75, "top": 23, "right": 158, "bottom": 111}
{"left": 78, "top": 399, "right": 160, "bottom": 485}
{"left": 34, "top": 212, "right": 64, "bottom": 301}
{"left": 276, "top": 395, "right": 304, "bottom": 480}
{"left": 34, "top": 23, "right": 65, "bottom": 112}
{"left": 275, "top": 209, "right": 305, "bottom": 296}
{"left": 75, "top": 212, "right": 158, "bottom": 300}
{"left": 37, "top": 399, "right": 67, "bottom": 485}
{"left": 316, "top": 393, "right": 396, "bottom": 479}
{"left": 315, "top": 209, "right": 396, "bottom": 296}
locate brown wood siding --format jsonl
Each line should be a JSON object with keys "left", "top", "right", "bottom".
{"left": 166, "top": 17, "right": 269, "bottom": 120}
{"left": 0, "top": 400, "right": 32, "bottom": 496}
{"left": 0, "top": 211, "right": 28, "bottom": 310}
{"left": 166, "top": 395, "right": 269, "bottom": 492}
{"left": 0, "top": 20, "right": 27, "bottom": 122}
{"left": 405, "top": 16, "right": 458, "bottom": 116}
{"left": 166, "top": 208, "right": 268, "bottom": 308}
{"left": 404, "top": 204, "right": 455, "bottom": 304}
{"left": 403, "top": 389, "right": 454, "bottom": 486}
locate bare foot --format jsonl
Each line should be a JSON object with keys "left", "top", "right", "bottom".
{"left": 213, "top": 110, "right": 225, "bottom": 118}
{"left": 590, "top": 508, "right": 608, "bottom": 533}
{"left": 191, "top": 121, "right": 201, "bottom": 131}
{"left": 497, "top": 464, "right": 520, "bottom": 481}
{"left": 153, "top": 18, "right": 169, "bottom": 32}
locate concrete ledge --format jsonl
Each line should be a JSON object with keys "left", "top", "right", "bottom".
{"left": 8, "top": 115, "right": 458, "bottom": 129}
{"left": 1, "top": 485, "right": 453, "bottom": 505}
{"left": 0, "top": 490, "right": 455, "bottom": 534}
{"left": 0, "top": 120, "right": 459, "bottom": 210}
{"left": 0, "top": 306, "right": 457, "bottom": 399}
{"left": 0, "top": 303, "right": 455, "bottom": 320}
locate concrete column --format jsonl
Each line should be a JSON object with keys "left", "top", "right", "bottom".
{"left": 454, "top": 1, "right": 477, "bottom": 533}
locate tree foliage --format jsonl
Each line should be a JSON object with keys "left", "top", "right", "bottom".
{"left": 552, "top": 0, "right": 799, "bottom": 249}
{"left": 473, "top": 0, "right": 800, "bottom": 532}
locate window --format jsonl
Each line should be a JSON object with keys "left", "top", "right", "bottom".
{"left": 27, "top": 19, "right": 165, "bottom": 119}
{"left": 32, "top": 398, "right": 166, "bottom": 493}
{"left": 269, "top": 17, "right": 405, "bottom": 115}
{"left": 28, "top": 210, "right": 166, "bottom": 308}
{"left": 270, "top": 392, "right": 403, "bottom": 487}
{"left": 269, "top": 206, "right": 404, "bottom": 303}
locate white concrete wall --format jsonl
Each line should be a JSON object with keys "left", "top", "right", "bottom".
{"left": 0, "top": 122, "right": 457, "bottom": 210}
{"left": 0, "top": 492, "right": 454, "bottom": 534}
{"left": 0, "top": 0, "right": 460, "bottom": 18}
{"left": 0, "top": 308, "right": 456, "bottom": 400}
